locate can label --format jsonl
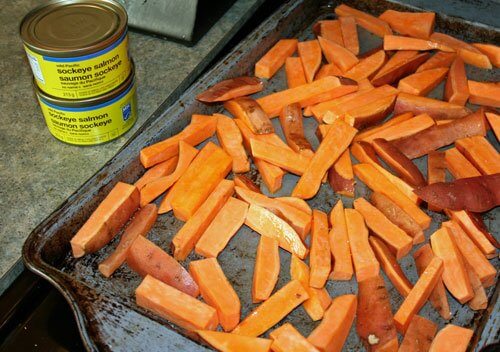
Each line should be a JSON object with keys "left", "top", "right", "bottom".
{"left": 37, "top": 82, "right": 137, "bottom": 146}
{"left": 26, "top": 32, "right": 131, "bottom": 99}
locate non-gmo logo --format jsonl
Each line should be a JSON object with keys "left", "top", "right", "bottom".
{"left": 122, "top": 103, "right": 132, "bottom": 121}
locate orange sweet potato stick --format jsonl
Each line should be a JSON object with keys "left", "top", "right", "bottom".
{"left": 443, "top": 220, "right": 496, "bottom": 287}
{"left": 369, "top": 236, "right": 413, "bottom": 297}
{"left": 224, "top": 97, "right": 274, "bottom": 135}
{"left": 413, "top": 244, "right": 451, "bottom": 320}
{"left": 298, "top": 40, "right": 322, "bottom": 83}
{"left": 398, "top": 67, "right": 448, "bottom": 96}
{"left": 99, "top": 204, "right": 157, "bottom": 278}
{"left": 455, "top": 135, "right": 500, "bottom": 175}
{"left": 318, "top": 36, "right": 359, "bottom": 72}
{"left": 270, "top": 323, "right": 320, "bottom": 352}
{"left": 344, "top": 94, "right": 397, "bottom": 129}
{"left": 356, "top": 275, "right": 399, "bottom": 352}
{"left": 252, "top": 235, "right": 280, "bottom": 303}
{"left": 374, "top": 50, "right": 418, "bottom": 77}
{"left": 195, "top": 197, "right": 248, "bottom": 258}
{"left": 215, "top": 113, "right": 250, "bottom": 173}
{"left": 158, "top": 187, "right": 174, "bottom": 214}
{"left": 279, "top": 103, "right": 314, "bottom": 157}
{"left": 485, "top": 111, "right": 500, "bottom": 140}
{"left": 250, "top": 138, "right": 310, "bottom": 175}
{"left": 384, "top": 35, "right": 454, "bottom": 52}
{"left": 196, "top": 76, "right": 264, "bottom": 103}
{"left": 335, "top": 4, "right": 392, "bottom": 37}
{"left": 245, "top": 204, "right": 308, "bottom": 259}
{"left": 395, "top": 91, "right": 473, "bottom": 120}
{"left": 463, "top": 259, "right": 488, "bottom": 310}
{"left": 344, "top": 50, "right": 386, "bottom": 82}
{"left": 290, "top": 255, "right": 331, "bottom": 321}
{"left": 140, "top": 115, "right": 216, "bottom": 168}
{"left": 255, "top": 39, "right": 298, "bottom": 79}
{"left": 313, "top": 20, "right": 344, "bottom": 46}
{"left": 285, "top": 57, "right": 307, "bottom": 88}
{"left": 468, "top": 80, "right": 500, "bottom": 107}
{"left": 430, "top": 227, "right": 473, "bottom": 303}
{"left": 134, "top": 156, "right": 179, "bottom": 190}
{"left": 139, "top": 142, "right": 199, "bottom": 206}
{"left": 277, "top": 197, "right": 312, "bottom": 215}
{"left": 394, "top": 257, "right": 444, "bottom": 333}
{"left": 171, "top": 179, "right": 234, "bottom": 260}
{"left": 169, "top": 143, "right": 232, "bottom": 221}
{"left": 427, "top": 151, "right": 446, "bottom": 212}
{"left": 444, "top": 147, "right": 481, "bottom": 179}
{"left": 428, "top": 325, "right": 473, "bottom": 352}
{"left": 233, "top": 174, "right": 261, "bottom": 193}
{"left": 127, "top": 236, "right": 199, "bottom": 297}
{"left": 345, "top": 208, "right": 380, "bottom": 282}
{"left": 472, "top": 43, "right": 500, "bottom": 68}
{"left": 197, "top": 331, "right": 272, "bottom": 352}
{"left": 430, "top": 32, "right": 492, "bottom": 69}
{"left": 309, "top": 210, "right": 331, "bottom": 289}
{"left": 70, "top": 182, "right": 139, "bottom": 258}
{"left": 354, "top": 197, "right": 413, "bottom": 259}
{"left": 444, "top": 57, "right": 469, "bottom": 106}
{"left": 350, "top": 141, "right": 381, "bottom": 166}
{"left": 328, "top": 150, "right": 355, "bottom": 197}
{"left": 379, "top": 10, "right": 435, "bottom": 39}
{"left": 416, "top": 51, "right": 456, "bottom": 72}
{"left": 307, "top": 295, "right": 357, "bottom": 352}
{"left": 339, "top": 16, "right": 359, "bottom": 55}
{"left": 329, "top": 200, "right": 353, "bottom": 281}
{"left": 136, "top": 275, "right": 217, "bottom": 331}
{"left": 189, "top": 258, "right": 241, "bottom": 331}
{"left": 399, "top": 315, "right": 438, "bottom": 352}
{"left": 232, "top": 280, "right": 309, "bottom": 337}
{"left": 371, "top": 52, "right": 430, "bottom": 87}
{"left": 315, "top": 63, "right": 343, "bottom": 80}
{"left": 292, "top": 119, "right": 357, "bottom": 199}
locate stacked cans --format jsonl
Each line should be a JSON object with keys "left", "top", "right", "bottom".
{"left": 20, "top": 0, "right": 137, "bottom": 146}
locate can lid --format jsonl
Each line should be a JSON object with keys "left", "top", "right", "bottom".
{"left": 20, "top": 0, "right": 127, "bottom": 57}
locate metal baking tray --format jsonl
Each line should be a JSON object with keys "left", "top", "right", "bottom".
{"left": 23, "top": 0, "right": 499, "bottom": 351}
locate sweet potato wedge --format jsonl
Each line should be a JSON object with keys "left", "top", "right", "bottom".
{"left": 472, "top": 43, "right": 500, "bottom": 68}
{"left": 339, "top": 16, "right": 359, "bottom": 55}
{"left": 216, "top": 114, "right": 250, "bottom": 173}
{"left": 233, "top": 175, "right": 260, "bottom": 193}
{"left": 99, "top": 204, "right": 157, "bottom": 278}
{"left": 399, "top": 315, "right": 438, "bottom": 352}
{"left": 279, "top": 103, "right": 313, "bottom": 157}
{"left": 298, "top": 40, "right": 322, "bottom": 83}
{"left": 134, "top": 156, "right": 178, "bottom": 190}
{"left": 394, "top": 92, "right": 471, "bottom": 120}
{"left": 468, "top": 80, "right": 500, "bottom": 108}
{"left": 444, "top": 147, "right": 481, "bottom": 179}
{"left": 379, "top": 10, "right": 435, "bottom": 39}
{"left": 356, "top": 275, "right": 399, "bottom": 352}
{"left": 430, "top": 32, "right": 492, "bottom": 69}
{"left": 171, "top": 179, "right": 234, "bottom": 260}
{"left": 308, "top": 295, "right": 357, "bottom": 352}
{"left": 318, "top": 36, "right": 359, "bottom": 72}
{"left": 485, "top": 111, "right": 500, "bottom": 140}
{"left": 277, "top": 197, "right": 312, "bottom": 215}
{"left": 335, "top": 4, "right": 392, "bottom": 37}
{"left": 232, "top": 280, "right": 309, "bottom": 337}
{"left": 309, "top": 210, "right": 331, "bottom": 289}
{"left": 371, "top": 52, "right": 430, "bottom": 87}
{"left": 197, "top": 331, "right": 272, "bottom": 352}
{"left": 313, "top": 20, "right": 344, "bottom": 46}
{"left": 285, "top": 57, "right": 307, "bottom": 88}
{"left": 328, "top": 150, "right": 355, "bottom": 197}
{"left": 270, "top": 323, "right": 320, "bottom": 352}
{"left": 384, "top": 35, "right": 453, "bottom": 52}
{"left": 255, "top": 39, "right": 298, "bottom": 79}
{"left": 455, "top": 135, "right": 500, "bottom": 175}
{"left": 464, "top": 259, "right": 488, "bottom": 310}
{"left": 344, "top": 94, "right": 397, "bottom": 129}
{"left": 315, "top": 63, "right": 343, "bottom": 80}
{"left": 127, "top": 236, "right": 199, "bottom": 297}
{"left": 328, "top": 201, "right": 353, "bottom": 281}
{"left": 428, "top": 325, "right": 473, "bottom": 352}
{"left": 252, "top": 235, "right": 280, "bottom": 303}
{"left": 136, "top": 275, "right": 217, "bottom": 331}
{"left": 398, "top": 67, "right": 448, "bottom": 96}
{"left": 71, "top": 182, "right": 140, "bottom": 258}
{"left": 250, "top": 138, "right": 310, "bottom": 175}
{"left": 444, "top": 57, "right": 469, "bottom": 106}
{"left": 345, "top": 50, "right": 386, "bottom": 82}
{"left": 426, "top": 151, "right": 446, "bottom": 212}
{"left": 196, "top": 76, "right": 264, "bottom": 103}
{"left": 224, "top": 97, "right": 274, "bottom": 135}
{"left": 195, "top": 197, "right": 248, "bottom": 258}
{"left": 416, "top": 51, "right": 456, "bottom": 72}
{"left": 393, "top": 257, "right": 444, "bottom": 333}
{"left": 350, "top": 141, "right": 381, "bottom": 166}
{"left": 374, "top": 50, "right": 418, "bottom": 77}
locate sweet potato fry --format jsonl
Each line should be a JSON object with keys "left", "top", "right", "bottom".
{"left": 472, "top": 43, "right": 500, "bottom": 67}
{"left": 335, "top": 4, "right": 392, "bottom": 37}
{"left": 430, "top": 227, "right": 473, "bottom": 304}
{"left": 371, "top": 52, "right": 430, "bottom": 87}
{"left": 99, "top": 204, "right": 157, "bottom": 278}
{"left": 277, "top": 197, "right": 312, "bottom": 215}
{"left": 455, "top": 135, "right": 500, "bottom": 175}
{"left": 252, "top": 235, "right": 280, "bottom": 303}
{"left": 430, "top": 32, "right": 492, "bottom": 69}
{"left": 197, "top": 331, "right": 272, "bottom": 352}
{"left": 216, "top": 114, "right": 250, "bottom": 173}
{"left": 309, "top": 210, "right": 331, "bottom": 289}
{"left": 308, "top": 295, "right": 357, "bottom": 352}
{"left": 464, "top": 259, "right": 488, "bottom": 310}
{"left": 127, "top": 236, "right": 199, "bottom": 297}
{"left": 136, "top": 275, "right": 217, "bottom": 331}
{"left": 71, "top": 182, "right": 139, "bottom": 258}
{"left": 416, "top": 51, "right": 456, "bottom": 72}
{"left": 444, "top": 147, "right": 481, "bottom": 179}
{"left": 232, "top": 280, "right": 309, "bottom": 337}
{"left": 339, "top": 16, "right": 359, "bottom": 55}
{"left": 350, "top": 141, "right": 381, "bottom": 165}
{"left": 270, "top": 323, "right": 320, "bottom": 352}
{"left": 393, "top": 257, "right": 444, "bottom": 333}
{"left": 134, "top": 156, "right": 178, "bottom": 190}
{"left": 233, "top": 174, "right": 261, "bottom": 193}
{"left": 171, "top": 179, "right": 234, "bottom": 260}
{"left": 428, "top": 325, "right": 473, "bottom": 352}
{"left": 370, "top": 237, "right": 413, "bottom": 297}
{"left": 384, "top": 35, "right": 453, "bottom": 52}
{"left": 345, "top": 50, "right": 386, "bottom": 82}
{"left": 318, "top": 36, "right": 359, "bottom": 72}
{"left": 398, "top": 67, "right": 448, "bottom": 96}
{"left": 345, "top": 208, "right": 380, "bottom": 282}
{"left": 250, "top": 139, "right": 310, "bottom": 175}
{"left": 485, "top": 111, "right": 500, "bottom": 140}
{"left": 158, "top": 187, "right": 174, "bottom": 214}
{"left": 399, "top": 315, "right": 438, "bottom": 352}
{"left": 224, "top": 97, "right": 274, "bottom": 134}
{"left": 468, "top": 80, "right": 500, "bottom": 107}
{"left": 444, "top": 57, "right": 469, "bottom": 106}
{"left": 255, "top": 39, "right": 298, "bottom": 79}
{"left": 189, "top": 258, "right": 241, "bottom": 331}
{"left": 427, "top": 151, "right": 446, "bottom": 212}
{"left": 290, "top": 255, "right": 331, "bottom": 321}
{"left": 285, "top": 57, "right": 307, "bottom": 88}
{"left": 345, "top": 94, "right": 397, "bottom": 129}
{"left": 279, "top": 103, "right": 313, "bottom": 156}
{"left": 292, "top": 119, "right": 357, "bottom": 199}
{"left": 392, "top": 108, "right": 486, "bottom": 159}
{"left": 195, "top": 197, "right": 248, "bottom": 258}
{"left": 328, "top": 150, "right": 355, "bottom": 197}
{"left": 196, "top": 76, "right": 264, "bottom": 103}
{"left": 413, "top": 244, "right": 451, "bottom": 320}
{"left": 394, "top": 92, "right": 471, "bottom": 120}
{"left": 379, "top": 10, "right": 435, "bottom": 39}
{"left": 298, "top": 40, "right": 322, "bottom": 83}
{"left": 328, "top": 201, "right": 353, "bottom": 281}
{"left": 245, "top": 204, "right": 307, "bottom": 259}
{"left": 315, "top": 63, "right": 343, "bottom": 80}
{"left": 356, "top": 275, "right": 399, "bottom": 352}
{"left": 313, "top": 20, "right": 344, "bottom": 46}
{"left": 375, "top": 50, "right": 418, "bottom": 76}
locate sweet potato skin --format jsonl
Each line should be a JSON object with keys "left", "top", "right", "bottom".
{"left": 196, "top": 76, "right": 263, "bottom": 102}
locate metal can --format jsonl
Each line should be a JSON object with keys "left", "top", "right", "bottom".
{"left": 35, "top": 67, "right": 137, "bottom": 146}
{"left": 20, "top": 0, "right": 131, "bottom": 99}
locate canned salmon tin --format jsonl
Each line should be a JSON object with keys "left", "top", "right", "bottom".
{"left": 20, "top": 0, "right": 131, "bottom": 99}
{"left": 35, "top": 68, "right": 137, "bottom": 146}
